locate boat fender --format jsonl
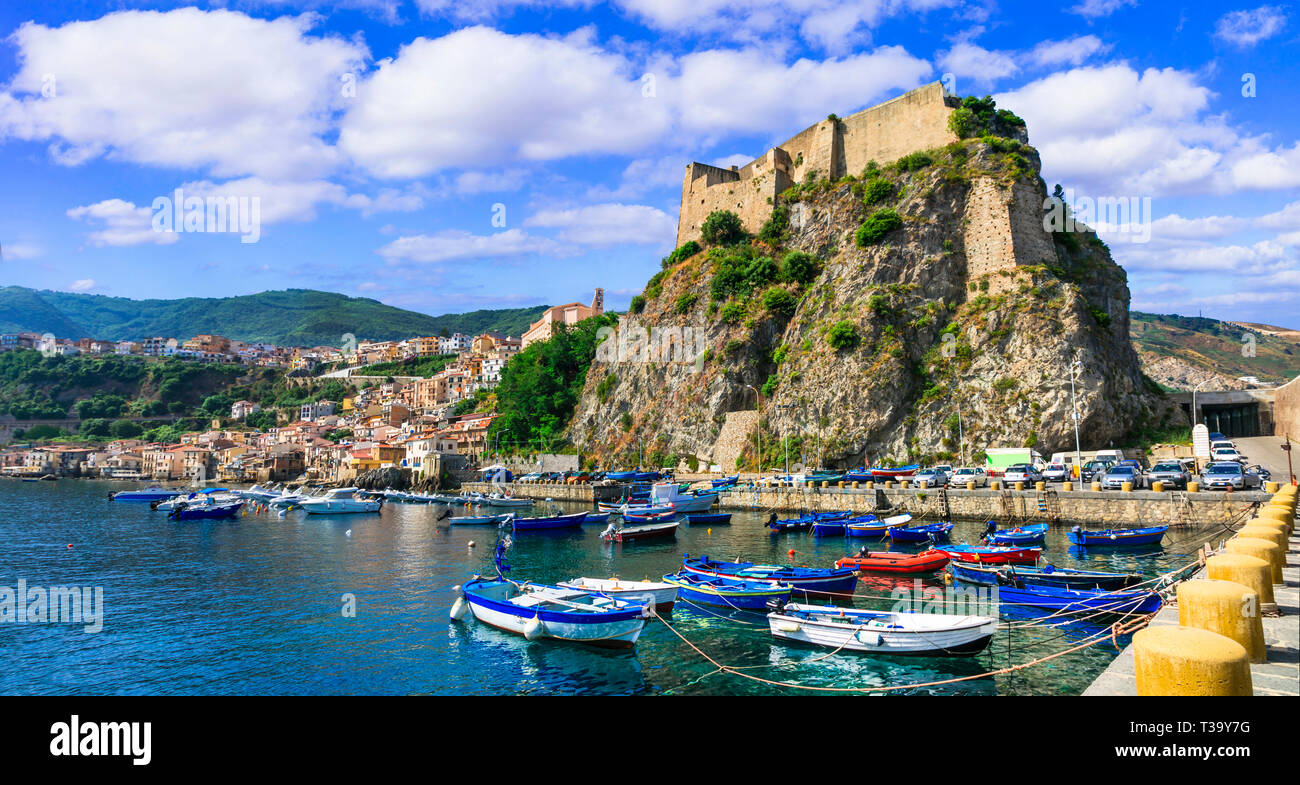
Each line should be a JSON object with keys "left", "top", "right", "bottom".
{"left": 774, "top": 621, "right": 801, "bottom": 633}
{"left": 856, "top": 630, "right": 882, "bottom": 646}
{"left": 450, "top": 597, "right": 467, "bottom": 621}
{"left": 524, "top": 615, "right": 545, "bottom": 641}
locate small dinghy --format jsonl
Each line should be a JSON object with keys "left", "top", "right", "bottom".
{"left": 983, "top": 522, "right": 1048, "bottom": 546}
{"left": 836, "top": 548, "right": 951, "bottom": 574}
{"left": 710, "top": 475, "right": 740, "bottom": 488}
{"left": 557, "top": 577, "right": 678, "bottom": 612}
{"left": 767, "top": 602, "right": 997, "bottom": 655}
{"left": 449, "top": 513, "right": 513, "bottom": 526}
{"left": 511, "top": 511, "right": 587, "bottom": 531}
{"left": 681, "top": 554, "right": 858, "bottom": 594}
{"left": 948, "top": 562, "right": 1143, "bottom": 591}
{"left": 581, "top": 512, "right": 612, "bottom": 524}
{"left": 662, "top": 572, "right": 791, "bottom": 610}
{"left": 934, "top": 544, "right": 1040, "bottom": 565}
{"left": 623, "top": 509, "right": 679, "bottom": 523}
{"left": 686, "top": 513, "right": 732, "bottom": 525}
{"left": 1067, "top": 526, "right": 1167, "bottom": 548}
{"left": 600, "top": 520, "right": 680, "bottom": 542}
{"left": 888, "top": 522, "right": 954, "bottom": 543}
{"left": 846, "top": 513, "right": 913, "bottom": 538}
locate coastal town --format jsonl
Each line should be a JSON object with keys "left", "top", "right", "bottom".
{"left": 0, "top": 291, "right": 606, "bottom": 484}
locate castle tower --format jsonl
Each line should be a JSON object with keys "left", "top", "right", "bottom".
{"left": 591, "top": 288, "right": 604, "bottom": 315}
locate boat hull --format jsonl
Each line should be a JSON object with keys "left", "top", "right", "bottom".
{"left": 512, "top": 512, "right": 587, "bottom": 530}
{"left": 1067, "top": 527, "right": 1167, "bottom": 547}
{"left": 604, "top": 521, "right": 680, "bottom": 541}
{"left": 462, "top": 586, "right": 646, "bottom": 648}
{"left": 556, "top": 579, "right": 678, "bottom": 612}
{"left": 769, "top": 606, "right": 996, "bottom": 655}
{"left": 682, "top": 557, "right": 858, "bottom": 594}
{"left": 686, "top": 513, "right": 732, "bottom": 525}
{"left": 836, "top": 550, "right": 951, "bottom": 574}
{"left": 936, "top": 546, "right": 1041, "bottom": 565}
{"left": 996, "top": 586, "right": 1163, "bottom": 615}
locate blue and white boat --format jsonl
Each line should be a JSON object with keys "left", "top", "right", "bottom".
{"left": 710, "top": 475, "right": 739, "bottom": 488}
{"left": 686, "top": 512, "right": 732, "bottom": 525}
{"left": 1067, "top": 526, "right": 1167, "bottom": 548}
{"left": 449, "top": 513, "right": 513, "bottom": 525}
{"left": 889, "top": 522, "right": 954, "bottom": 543}
{"left": 511, "top": 511, "right": 587, "bottom": 531}
{"left": 768, "top": 602, "right": 998, "bottom": 655}
{"left": 168, "top": 500, "right": 243, "bottom": 520}
{"left": 681, "top": 554, "right": 858, "bottom": 595}
{"left": 581, "top": 511, "right": 612, "bottom": 524}
{"left": 996, "top": 584, "right": 1163, "bottom": 615}
{"left": 111, "top": 486, "right": 182, "bottom": 502}
{"left": 948, "top": 561, "right": 1142, "bottom": 591}
{"left": 662, "top": 572, "right": 790, "bottom": 610}
{"left": 984, "top": 523, "right": 1048, "bottom": 546}
{"left": 846, "top": 513, "right": 912, "bottom": 538}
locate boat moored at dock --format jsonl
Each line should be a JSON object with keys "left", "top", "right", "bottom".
{"left": 767, "top": 602, "right": 998, "bottom": 655}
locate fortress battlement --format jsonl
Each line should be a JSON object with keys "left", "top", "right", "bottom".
{"left": 675, "top": 82, "right": 960, "bottom": 247}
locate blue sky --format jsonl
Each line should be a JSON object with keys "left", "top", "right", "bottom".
{"left": 1, "top": 1, "right": 1297, "bottom": 327}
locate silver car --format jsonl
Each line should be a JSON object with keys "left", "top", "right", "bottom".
{"left": 1200, "top": 462, "right": 1260, "bottom": 490}
{"left": 1002, "top": 464, "right": 1042, "bottom": 484}
{"left": 1041, "top": 463, "right": 1070, "bottom": 482}
{"left": 913, "top": 468, "right": 949, "bottom": 487}
{"left": 1100, "top": 465, "right": 1145, "bottom": 490}
{"left": 1147, "top": 461, "right": 1190, "bottom": 489}
{"left": 950, "top": 467, "right": 989, "bottom": 487}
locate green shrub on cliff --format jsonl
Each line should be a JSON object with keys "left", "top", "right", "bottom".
{"left": 758, "top": 205, "right": 789, "bottom": 243}
{"left": 855, "top": 208, "right": 903, "bottom": 246}
{"left": 662, "top": 240, "right": 701, "bottom": 269}
{"left": 761, "top": 287, "right": 797, "bottom": 318}
{"left": 781, "top": 251, "right": 819, "bottom": 284}
{"left": 862, "top": 177, "right": 894, "bottom": 205}
{"left": 826, "top": 321, "right": 860, "bottom": 351}
{"left": 948, "top": 95, "right": 1025, "bottom": 140}
{"left": 701, "top": 210, "right": 746, "bottom": 246}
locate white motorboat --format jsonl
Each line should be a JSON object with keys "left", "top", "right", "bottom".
{"left": 767, "top": 603, "right": 997, "bottom": 655}
{"left": 297, "top": 487, "right": 382, "bottom": 515}
{"left": 470, "top": 492, "right": 534, "bottom": 508}
{"left": 649, "top": 482, "right": 718, "bottom": 513}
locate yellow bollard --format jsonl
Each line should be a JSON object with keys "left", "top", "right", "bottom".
{"left": 1121, "top": 481, "right": 1133, "bottom": 492}
{"left": 1133, "top": 626, "right": 1252, "bottom": 696}
{"left": 900, "top": 480, "right": 910, "bottom": 489}
{"left": 966, "top": 481, "right": 975, "bottom": 491}
{"left": 837, "top": 481, "right": 844, "bottom": 489}
{"left": 1264, "top": 481, "right": 1279, "bottom": 493}
{"left": 991, "top": 481, "right": 1001, "bottom": 490}
{"left": 1177, "top": 580, "right": 1266, "bottom": 663}
{"left": 852, "top": 481, "right": 859, "bottom": 489}
{"left": 1152, "top": 481, "right": 1164, "bottom": 492}
{"left": 1062, "top": 481, "right": 1073, "bottom": 491}
{"left": 866, "top": 481, "right": 874, "bottom": 490}
{"left": 1245, "top": 517, "right": 1290, "bottom": 541}
{"left": 1014, "top": 481, "right": 1024, "bottom": 491}
{"left": 1237, "top": 524, "right": 1289, "bottom": 556}
{"left": 821, "top": 481, "right": 828, "bottom": 489}
{"left": 1258, "top": 505, "right": 1293, "bottom": 531}
{"left": 1225, "top": 537, "right": 1284, "bottom": 584}
{"left": 1035, "top": 481, "right": 1045, "bottom": 491}
{"left": 1091, "top": 481, "right": 1101, "bottom": 492}
{"left": 1187, "top": 481, "right": 1199, "bottom": 493}
{"left": 884, "top": 481, "right": 893, "bottom": 488}
{"left": 1207, "top": 553, "right": 1275, "bottom": 612}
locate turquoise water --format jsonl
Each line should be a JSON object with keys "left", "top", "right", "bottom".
{"left": 0, "top": 480, "right": 1227, "bottom": 695}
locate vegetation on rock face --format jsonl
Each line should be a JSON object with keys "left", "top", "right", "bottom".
{"left": 487, "top": 313, "right": 619, "bottom": 452}
{"left": 662, "top": 240, "right": 701, "bottom": 269}
{"left": 700, "top": 210, "right": 747, "bottom": 246}
{"left": 826, "top": 321, "right": 860, "bottom": 351}
{"left": 355, "top": 354, "right": 458, "bottom": 378}
{"left": 947, "top": 95, "right": 1026, "bottom": 140}
{"left": 855, "top": 208, "right": 903, "bottom": 246}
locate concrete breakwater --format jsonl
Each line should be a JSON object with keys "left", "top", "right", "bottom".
{"left": 463, "top": 481, "right": 1267, "bottom": 527}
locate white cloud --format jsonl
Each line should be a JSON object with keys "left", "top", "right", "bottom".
{"left": 0, "top": 9, "right": 367, "bottom": 180}
{"left": 177, "top": 178, "right": 353, "bottom": 224}
{"left": 454, "top": 170, "right": 528, "bottom": 195}
{"left": 937, "top": 42, "right": 1017, "bottom": 87}
{"left": 1255, "top": 200, "right": 1300, "bottom": 230}
{"left": 672, "top": 46, "right": 932, "bottom": 137}
{"left": 1147, "top": 213, "right": 1248, "bottom": 240}
{"left": 68, "top": 278, "right": 96, "bottom": 292}
{"left": 2, "top": 242, "right": 42, "bottom": 259}
{"left": 66, "top": 199, "right": 178, "bottom": 247}
{"left": 524, "top": 203, "right": 675, "bottom": 246}
{"left": 1214, "top": 6, "right": 1288, "bottom": 47}
{"left": 1069, "top": 0, "right": 1135, "bottom": 19}
{"left": 375, "top": 228, "right": 565, "bottom": 263}
{"left": 339, "top": 26, "right": 671, "bottom": 178}
{"left": 1230, "top": 142, "right": 1300, "bottom": 190}
{"left": 1029, "top": 35, "right": 1109, "bottom": 67}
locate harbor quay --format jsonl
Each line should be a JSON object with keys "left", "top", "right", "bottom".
{"left": 460, "top": 481, "right": 1269, "bottom": 527}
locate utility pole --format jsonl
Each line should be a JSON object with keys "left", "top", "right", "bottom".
{"left": 956, "top": 399, "right": 966, "bottom": 466}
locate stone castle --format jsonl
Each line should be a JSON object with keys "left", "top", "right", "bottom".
{"left": 674, "top": 81, "right": 1056, "bottom": 292}
{"left": 676, "top": 82, "right": 962, "bottom": 247}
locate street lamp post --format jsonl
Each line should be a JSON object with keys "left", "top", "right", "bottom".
{"left": 956, "top": 399, "right": 966, "bottom": 467}
{"left": 1069, "top": 359, "right": 1083, "bottom": 479}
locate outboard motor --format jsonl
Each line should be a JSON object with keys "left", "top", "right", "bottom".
{"left": 765, "top": 597, "right": 787, "bottom": 613}
{"left": 767, "top": 512, "right": 778, "bottom": 527}
{"left": 983, "top": 520, "right": 997, "bottom": 537}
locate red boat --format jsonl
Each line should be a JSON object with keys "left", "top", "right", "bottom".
{"left": 933, "top": 544, "right": 1041, "bottom": 565}
{"left": 835, "top": 549, "right": 951, "bottom": 574}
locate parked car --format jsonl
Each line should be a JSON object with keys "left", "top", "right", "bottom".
{"left": 1101, "top": 465, "right": 1145, "bottom": 490}
{"left": 1081, "top": 459, "right": 1116, "bottom": 482}
{"left": 913, "top": 467, "right": 949, "bottom": 487}
{"left": 518, "top": 472, "right": 542, "bottom": 483}
{"left": 565, "top": 471, "right": 591, "bottom": 485}
{"left": 1002, "top": 464, "right": 1043, "bottom": 485}
{"left": 1147, "top": 461, "right": 1191, "bottom": 489}
{"left": 1041, "top": 463, "right": 1070, "bottom": 482}
{"left": 1244, "top": 465, "right": 1271, "bottom": 483}
{"left": 1210, "top": 440, "right": 1237, "bottom": 453}
{"left": 1211, "top": 447, "right": 1246, "bottom": 464}
{"left": 1201, "top": 462, "right": 1260, "bottom": 490}
{"left": 950, "top": 467, "right": 989, "bottom": 487}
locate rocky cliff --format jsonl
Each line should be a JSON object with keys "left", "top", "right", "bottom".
{"left": 569, "top": 136, "right": 1182, "bottom": 469}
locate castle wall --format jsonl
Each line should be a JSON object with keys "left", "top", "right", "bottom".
{"left": 674, "top": 82, "right": 959, "bottom": 247}
{"left": 963, "top": 177, "right": 1060, "bottom": 292}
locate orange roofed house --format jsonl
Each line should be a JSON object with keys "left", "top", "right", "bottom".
{"left": 521, "top": 289, "right": 604, "bottom": 348}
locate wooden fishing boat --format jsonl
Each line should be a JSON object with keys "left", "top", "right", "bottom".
{"left": 448, "top": 513, "right": 513, "bottom": 526}
{"left": 710, "top": 475, "right": 740, "bottom": 488}
{"left": 771, "top": 510, "right": 851, "bottom": 533}
{"left": 581, "top": 512, "right": 612, "bottom": 524}
{"left": 767, "top": 602, "right": 997, "bottom": 655}
{"left": 681, "top": 554, "right": 858, "bottom": 594}
{"left": 453, "top": 578, "right": 649, "bottom": 647}
{"left": 888, "top": 522, "right": 954, "bottom": 543}
{"left": 623, "top": 509, "right": 679, "bottom": 523}
{"left": 846, "top": 465, "right": 918, "bottom": 481}
{"left": 836, "top": 549, "right": 950, "bottom": 574}
{"left": 984, "top": 523, "right": 1048, "bottom": 546}
{"left": 948, "top": 562, "right": 1143, "bottom": 591}
{"left": 511, "top": 511, "right": 587, "bottom": 531}
{"left": 686, "top": 513, "right": 732, "bottom": 525}
{"left": 846, "top": 513, "right": 913, "bottom": 538}
{"left": 933, "top": 544, "right": 1041, "bottom": 565}
{"left": 600, "top": 520, "right": 680, "bottom": 542}
{"left": 995, "top": 583, "right": 1163, "bottom": 615}
{"left": 1067, "top": 526, "right": 1167, "bottom": 547}
{"left": 662, "top": 572, "right": 791, "bottom": 610}
{"left": 557, "top": 577, "right": 678, "bottom": 612}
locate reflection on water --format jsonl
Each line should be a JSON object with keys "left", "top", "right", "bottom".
{"left": 0, "top": 481, "right": 1220, "bottom": 695}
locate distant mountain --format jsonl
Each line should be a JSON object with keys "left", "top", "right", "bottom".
{"left": 1130, "top": 311, "right": 1300, "bottom": 390}
{"left": 0, "top": 287, "right": 548, "bottom": 347}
